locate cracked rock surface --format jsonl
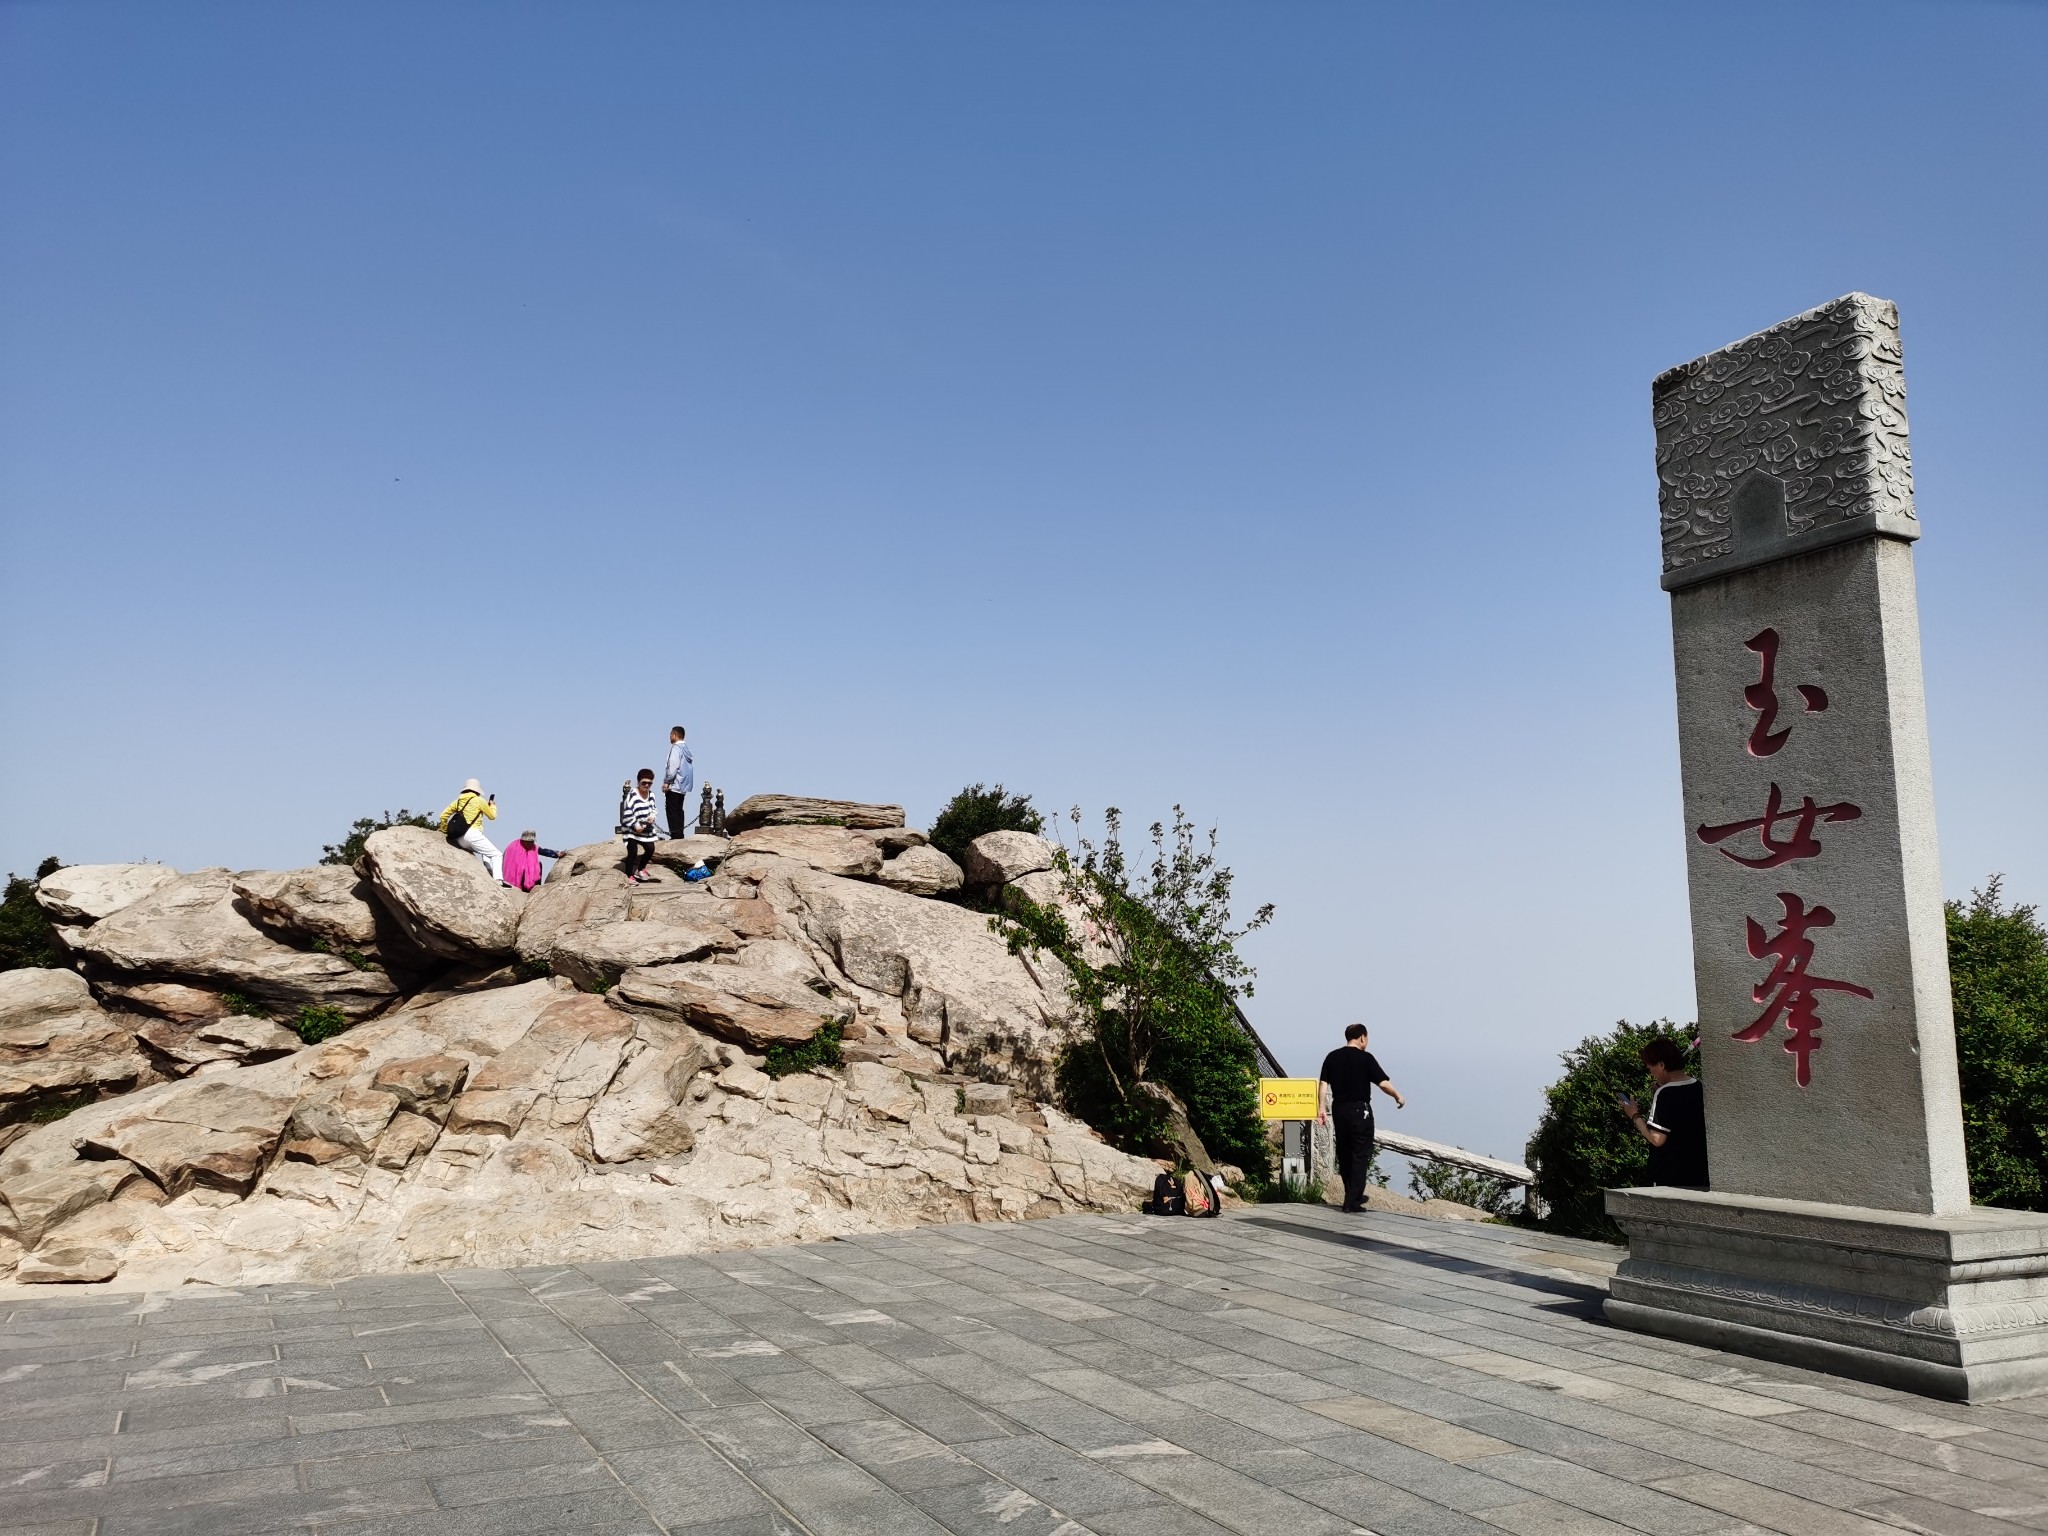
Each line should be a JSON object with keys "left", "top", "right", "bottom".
{"left": 1, "top": 813, "right": 1162, "bottom": 1287}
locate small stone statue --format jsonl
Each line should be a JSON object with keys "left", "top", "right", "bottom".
{"left": 696, "top": 785, "right": 715, "bottom": 837}
{"left": 713, "top": 789, "right": 726, "bottom": 836}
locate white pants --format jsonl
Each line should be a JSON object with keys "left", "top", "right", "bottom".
{"left": 458, "top": 825, "right": 501, "bottom": 881}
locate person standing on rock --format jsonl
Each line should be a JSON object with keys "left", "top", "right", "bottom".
{"left": 662, "top": 726, "right": 694, "bottom": 839}
{"left": 1318, "top": 1023, "right": 1406, "bottom": 1214}
{"left": 619, "top": 769, "right": 661, "bottom": 883}
{"left": 439, "top": 778, "right": 502, "bottom": 881}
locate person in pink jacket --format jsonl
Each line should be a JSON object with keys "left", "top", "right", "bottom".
{"left": 501, "top": 830, "right": 564, "bottom": 892}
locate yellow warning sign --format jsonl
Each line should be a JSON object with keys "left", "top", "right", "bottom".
{"left": 1258, "top": 1077, "right": 1320, "bottom": 1120}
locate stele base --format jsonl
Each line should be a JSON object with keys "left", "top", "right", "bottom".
{"left": 1605, "top": 1187, "right": 2048, "bottom": 1402}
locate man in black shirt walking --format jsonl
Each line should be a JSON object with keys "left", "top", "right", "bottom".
{"left": 1318, "top": 1024, "right": 1406, "bottom": 1213}
{"left": 1618, "top": 1037, "right": 1708, "bottom": 1189}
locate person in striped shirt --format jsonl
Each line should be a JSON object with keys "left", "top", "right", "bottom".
{"left": 619, "top": 770, "right": 660, "bottom": 883}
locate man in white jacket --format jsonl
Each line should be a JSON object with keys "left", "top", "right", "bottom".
{"left": 662, "top": 726, "right": 694, "bottom": 839}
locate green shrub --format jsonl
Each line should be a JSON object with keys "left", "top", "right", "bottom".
{"left": 1524, "top": 1020, "right": 1695, "bottom": 1242}
{"left": 27, "top": 1091, "right": 93, "bottom": 1124}
{"left": 322, "top": 809, "right": 435, "bottom": 866}
{"left": 763, "top": 1022, "right": 844, "bottom": 1078}
{"left": 929, "top": 784, "right": 1044, "bottom": 867}
{"left": 220, "top": 992, "right": 270, "bottom": 1019}
{"left": 294, "top": 1005, "right": 349, "bottom": 1045}
{"left": 0, "top": 856, "right": 65, "bottom": 971}
{"left": 1408, "top": 1160, "right": 1521, "bottom": 1217}
{"left": 998, "top": 807, "right": 1274, "bottom": 1188}
{"left": 515, "top": 958, "right": 553, "bottom": 983}
{"left": 1950, "top": 879, "right": 2048, "bottom": 1211}
{"left": 1256, "top": 1173, "right": 1326, "bottom": 1204}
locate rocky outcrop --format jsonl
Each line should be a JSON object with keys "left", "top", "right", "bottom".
{"left": 0, "top": 975, "right": 1159, "bottom": 1289}
{"left": 67, "top": 870, "right": 401, "bottom": 1018}
{"left": 516, "top": 870, "right": 632, "bottom": 960}
{"left": 360, "top": 826, "right": 524, "bottom": 959}
{"left": 79, "top": 1078, "right": 300, "bottom": 1197}
{"left": 963, "top": 830, "right": 1057, "bottom": 888}
{"left": 0, "top": 971, "right": 156, "bottom": 1131}
{"left": 731, "top": 825, "right": 884, "bottom": 880}
{"left": 725, "top": 795, "right": 906, "bottom": 833}
{"left": 33, "top": 864, "right": 180, "bottom": 925}
{"left": 92, "top": 980, "right": 228, "bottom": 1023}
{"left": 738, "top": 859, "right": 1075, "bottom": 1090}
{"left": 614, "top": 962, "right": 851, "bottom": 1049}
{"left": 878, "top": 845, "right": 965, "bottom": 897}
{"left": 1, "top": 790, "right": 1177, "bottom": 1289}
{"left": 544, "top": 918, "right": 740, "bottom": 990}
{"left": 232, "top": 866, "right": 380, "bottom": 950}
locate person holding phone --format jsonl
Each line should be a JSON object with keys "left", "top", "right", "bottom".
{"left": 1617, "top": 1038, "right": 1708, "bottom": 1188}
{"left": 439, "top": 778, "right": 502, "bottom": 882}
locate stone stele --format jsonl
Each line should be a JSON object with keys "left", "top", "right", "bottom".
{"left": 1606, "top": 293, "right": 2048, "bottom": 1401}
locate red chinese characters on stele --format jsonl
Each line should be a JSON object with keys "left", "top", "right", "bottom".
{"left": 1734, "top": 893, "right": 1874, "bottom": 1087}
{"left": 1698, "top": 627, "right": 1873, "bottom": 1086}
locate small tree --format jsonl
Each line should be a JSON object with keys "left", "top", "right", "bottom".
{"left": 1949, "top": 878, "right": 2048, "bottom": 1212}
{"left": 322, "top": 809, "right": 435, "bottom": 866}
{"left": 0, "top": 856, "right": 65, "bottom": 971}
{"left": 998, "top": 806, "right": 1275, "bottom": 1182}
{"left": 929, "top": 783, "right": 1044, "bottom": 867}
{"left": 1523, "top": 1020, "right": 1696, "bottom": 1242}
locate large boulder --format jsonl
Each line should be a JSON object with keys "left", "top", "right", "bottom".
{"left": 0, "top": 1159, "right": 150, "bottom": 1249}
{"left": 66, "top": 870, "right": 400, "bottom": 1017}
{"left": 91, "top": 980, "right": 228, "bottom": 1023}
{"left": 232, "top": 866, "right": 380, "bottom": 949}
{"left": 584, "top": 1030, "right": 709, "bottom": 1163}
{"left": 361, "top": 826, "right": 524, "bottom": 961}
{"left": 730, "top": 825, "right": 884, "bottom": 880}
{"left": 79, "top": 1079, "right": 298, "bottom": 1196}
{"left": 447, "top": 994, "right": 633, "bottom": 1138}
{"left": 877, "top": 845, "right": 964, "bottom": 898}
{"left": 545, "top": 918, "right": 740, "bottom": 989}
{"left": 962, "top": 831, "right": 1057, "bottom": 888}
{"left": 773, "top": 866, "right": 1072, "bottom": 1087}
{"left": 516, "top": 872, "right": 632, "bottom": 962}
{"left": 628, "top": 888, "right": 779, "bottom": 940}
{"left": 370, "top": 1052, "right": 470, "bottom": 1113}
{"left": 546, "top": 840, "right": 625, "bottom": 881}
{"left": 613, "top": 962, "right": 851, "bottom": 1049}
{"left": 134, "top": 1015, "right": 300, "bottom": 1070}
{"left": 34, "top": 864, "right": 180, "bottom": 925}
{"left": 0, "top": 968, "right": 94, "bottom": 1031}
{"left": 725, "top": 795, "right": 905, "bottom": 833}
{"left": 0, "top": 972, "right": 156, "bottom": 1121}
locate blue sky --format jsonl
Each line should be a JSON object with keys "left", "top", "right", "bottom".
{"left": 3, "top": 2, "right": 2043, "bottom": 1164}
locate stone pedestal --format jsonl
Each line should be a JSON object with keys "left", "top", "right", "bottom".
{"left": 1608, "top": 293, "right": 2048, "bottom": 1399}
{"left": 1608, "top": 1189, "right": 2048, "bottom": 1401}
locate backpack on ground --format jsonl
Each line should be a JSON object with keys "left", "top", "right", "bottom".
{"left": 1142, "top": 1172, "right": 1184, "bottom": 1216}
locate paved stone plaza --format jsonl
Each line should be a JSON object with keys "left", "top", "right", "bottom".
{"left": 3, "top": 1207, "right": 2047, "bottom": 1536}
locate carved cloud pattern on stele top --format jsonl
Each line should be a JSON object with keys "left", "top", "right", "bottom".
{"left": 1652, "top": 292, "right": 1917, "bottom": 577}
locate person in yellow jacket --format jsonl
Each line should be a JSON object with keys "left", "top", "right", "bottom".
{"left": 439, "top": 777, "right": 501, "bottom": 881}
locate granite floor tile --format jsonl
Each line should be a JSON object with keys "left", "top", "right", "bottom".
{"left": 0, "top": 1211, "right": 2038, "bottom": 1536}
{"left": 602, "top": 1440, "right": 776, "bottom": 1526}
{"left": 960, "top": 1433, "right": 1167, "bottom": 1516}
